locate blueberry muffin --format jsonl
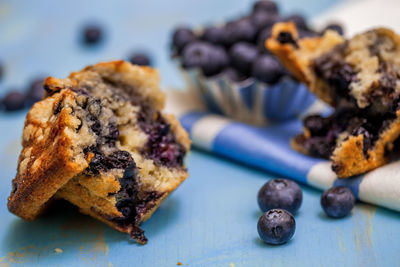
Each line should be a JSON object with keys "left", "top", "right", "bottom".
{"left": 7, "top": 61, "right": 190, "bottom": 244}
{"left": 267, "top": 22, "right": 400, "bottom": 178}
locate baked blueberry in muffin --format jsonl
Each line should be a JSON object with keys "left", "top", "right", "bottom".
{"left": 7, "top": 61, "right": 190, "bottom": 244}
{"left": 267, "top": 22, "right": 400, "bottom": 178}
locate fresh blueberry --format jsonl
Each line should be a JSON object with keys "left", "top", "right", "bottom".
{"left": 201, "top": 26, "right": 226, "bottom": 45}
{"left": 252, "top": 0, "right": 279, "bottom": 15}
{"left": 257, "top": 209, "right": 295, "bottom": 245}
{"left": 322, "top": 23, "right": 344, "bottom": 36}
{"left": 256, "top": 27, "right": 272, "bottom": 53}
{"left": 224, "top": 18, "right": 257, "bottom": 46}
{"left": 2, "top": 91, "right": 26, "bottom": 111}
{"left": 129, "top": 52, "right": 151, "bottom": 66}
{"left": 252, "top": 55, "right": 285, "bottom": 84}
{"left": 26, "top": 78, "right": 45, "bottom": 105}
{"left": 257, "top": 178, "right": 303, "bottom": 214}
{"left": 182, "top": 41, "right": 210, "bottom": 69}
{"left": 83, "top": 25, "right": 103, "bottom": 45}
{"left": 286, "top": 14, "right": 308, "bottom": 30}
{"left": 172, "top": 27, "right": 197, "bottom": 54}
{"left": 229, "top": 42, "right": 259, "bottom": 75}
{"left": 182, "top": 42, "right": 228, "bottom": 76}
{"left": 223, "top": 67, "right": 249, "bottom": 83}
{"left": 251, "top": 10, "right": 281, "bottom": 32}
{"left": 321, "top": 186, "right": 355, "bottom": 218}
{"left": 203, "top": 45, "right": 229, "bottom": 76}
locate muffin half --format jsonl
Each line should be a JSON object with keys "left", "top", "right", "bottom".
{"left": 8, "top": 61, "right": 190, "bottom": 244}
{"left": 267, "top": 23, "right": 400, "bottom": 178}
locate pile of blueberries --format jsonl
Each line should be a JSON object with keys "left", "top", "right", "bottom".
{"left": 0, "top": 24, "right": 152, "bottom": 113}
{"left": 171, "top": 0, "right": 343, "bottom": 84}
{"left": 257, "top": 178, "right": 355, "bottom": 245}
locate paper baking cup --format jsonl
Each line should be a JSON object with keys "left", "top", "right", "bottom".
{"left": 178, "top": 64, "right": 317, "bottom": 125}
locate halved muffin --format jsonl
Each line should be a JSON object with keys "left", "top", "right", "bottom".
{"left": 8, "top": 61, "right": 190, "bottom": 244}
{"left": 267, "top": 23, "right": 400, "bottom": 178}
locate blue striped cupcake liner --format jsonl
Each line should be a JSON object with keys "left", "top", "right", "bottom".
{"left": 178, "top": 65, "right": 317, "bottom": 125}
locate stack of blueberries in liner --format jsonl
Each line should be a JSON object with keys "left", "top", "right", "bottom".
{"left": 0, "top": 24, "right": 152, "bottom": 113}
{"left": 256, "top": 179, "right": 355, "bottom": 245}
{"left": 171, "top": 0, "right": 343, "bottom": 84}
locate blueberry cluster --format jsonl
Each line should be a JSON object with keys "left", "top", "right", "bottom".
{"left": 171, "top": 0, "right": 342, "bottom": 84}
{"left": 256, "top": 178, "right": 355, "bottom": 245}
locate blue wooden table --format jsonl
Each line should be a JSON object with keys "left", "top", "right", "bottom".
{"left": 1, "top": 0, "right": 399, "bottom": 266}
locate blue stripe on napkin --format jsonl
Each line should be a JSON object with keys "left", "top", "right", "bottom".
{"left": 175, "top": 109, "right": 400, "bottom": 212}
{"left": 334, "top": 176, "right": 363, "bottom": 198}
{"left": 180, "top": 111, "right": 207, "bottom": 136}
{"left": 212, "top": 121, "right": 323, "bottom": 183}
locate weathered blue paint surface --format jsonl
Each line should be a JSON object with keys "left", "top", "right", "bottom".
{"left": 0, "top": 0, "right": 399, "bottom": 266}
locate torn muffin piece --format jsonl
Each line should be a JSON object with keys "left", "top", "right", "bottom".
{"left": 292, "top": 103, "right": 400, "bottom": 177}
{"left": 267, "top": 23, "right": 400, "bottom": 178}
{"left": 8, "top": 61, "right": 190, "bottom": 244}
{"left": 266, "top": 22, "right": 400, "bottom": 111}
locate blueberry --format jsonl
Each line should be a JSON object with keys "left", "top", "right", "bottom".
{"left": 204, "top": 45, "right": 229, "bottom": 76}
{"left": 223, "top": 67, "right": 249, "bottom": 83}
{"left": 106, "top": 150, "right": 134, "bottom": 170}
{"left": 172, "top": 27, "right": 197, "bottom": 54}
{"left": 321, "top": 186, "right": 355, "bottom": 218}
{"left": 303, "top": 115, "right": 328, "bottom": 136}
{"left": 2, "top": 91, "right": 26, "bottom": 111}
{"left": 276, "top": 31, "right": 298, "bottom": 47}
{"left": 251, "top": 10, "right": 281, "bottom": 32}
{"left": 182, "top": 42, "right": 228, "bottom": 76}
{"left": 285, "top": 14, "right": 308, "bottom": 30}
{"left": 252, "top": 0, "right": 279, "bottom": 15}
{"left": 229, "top": 42, "right": 259, "bottom": 75}
{"left": 182, "top": 41, "right": 210, "bottom": 69}
{"left": 87, "top": 151, "right": 107, "bottom": 175}
{"left": 252, "top": 54, "right": 285, "bottom": 84}
{"left": 224, "top": 18, "right": 257, "bottom": 46}
{"left": 257, "top": 209, "right": 295, "bottom": 245}
{"left": 27, "top": 78, "right": 45, "bottom": 105}
{"left": 83, "top": 25, "right": 102, "bottom": 45}
{"left": 129, "top": 52, "right": 151, "bottom": 66}
{"left": 322, "top": 23, "right": 344, "bottom": 36}
{"left": 257, "top": 178, "right": 303, "bottom": 214}
{"left": 201, "top": 26, "right": 226, "bottom": 45}
{"left": 256, "top": 27, "right": 272, "bottom": 53}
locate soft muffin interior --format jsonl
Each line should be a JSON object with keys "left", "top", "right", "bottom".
{"left": 313, "top": 29, "right": 400, "bottom": 112}
{"left": 52, "top": 69, "right": 188, "bottom": 241}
